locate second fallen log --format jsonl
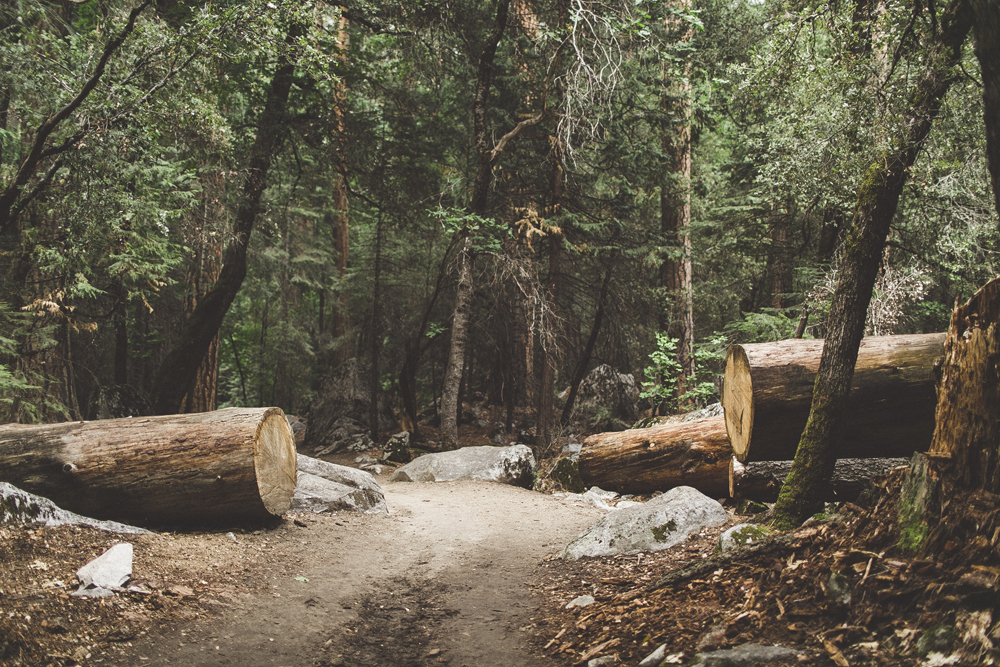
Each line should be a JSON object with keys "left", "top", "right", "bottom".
{"left": 0, "top": 407, "right": 297, "bottom": 526}
{"left": 578, "top": 416, "right": 731, "bottom": 497}
{"left": 722, "top": 333, "right": 944, "bottom": 462}
{"left": 730, "top": 457, "right": 909, "bottom": 503}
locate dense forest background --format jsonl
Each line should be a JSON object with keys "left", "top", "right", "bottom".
{"left": 1, "top": 0, "right": 995, "bottom": 444}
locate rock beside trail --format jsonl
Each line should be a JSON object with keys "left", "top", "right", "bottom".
{"left": 562, "top": 486, "right": 728, "bottom": 560}
{"left": 0, "top": 482, "right": 150, "bottom": 534}
{"left": 292, "top": 455, "right": 388, "bottom": 515}
{"left": 389, "top": 445, "right": 536, "bottom": 489}
{"left": 575, "top": 364, "right": 640, "bottom": 422}
{"left": 73, "top": 543, "right": 133, "bottom": 598}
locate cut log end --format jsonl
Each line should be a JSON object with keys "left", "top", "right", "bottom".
{"left": 723, "top": 346, "right": 753, "bottom": 461}
{"left": 254, "top": 408, "right": 298, "bottom": 516}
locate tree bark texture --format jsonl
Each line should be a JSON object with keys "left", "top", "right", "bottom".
{"left": 0, "top": 407, "right": 297, "bottom": 526}
{"left": 900, "top": 278, "right": 1000, "bottom": 558}
{"left": 578, "top": 416, "right": 731, "bottom": 497}
{"left": 730, "top": 457, "right": 908, "bottom": 503}
{"left": 150, "top": 48, "right": 297, "bottom": 415}
{"left": 439, "top": 236, "right": 475, "bottom": 449}
{"left": 723, "top": 332, "right": 944, "bottom": 462}
{"left": 439, "top": 0, "right": 511, "bottom": 447}
{"left": 970, "top": 0, "right": 1000, "bottom": 217}
{"left": 771, "top": 0, "right": 971, "bottom": 529}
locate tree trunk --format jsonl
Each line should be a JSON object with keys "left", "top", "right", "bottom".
{"left": 150, "top": 44, "right": 297, "bottom": 415}
{"left": 0, "top": 407, "right": 296, "bottom": 526}
{"left": 771, "top": 0, "right": 972, "bottom": 529}
{"left": 561, "top": 270, "right": 611, "bottom": 425}
{"left": 578, "top": 416, "right": 731, "bottom": 497}
{"left": 439, "top": 235, "right": 475, "bottom": 449}
{"left": 730, "top": 457, "right": 908, "bottom": 503}
{"left": 659, "top": 0, "right": 695, "bottom": 397}
{"left": 723, "top": 332, "right": 944, "bottom": 462}
{"left": 970, "top": 0, "right": 1000, "bottom": 217}
{"left": 438, "top": 0, "right": 511, "bottom": 448}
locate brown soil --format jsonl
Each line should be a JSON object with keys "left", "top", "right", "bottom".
{"left": 2, "top": 448, "right": 994, "bottom": 667}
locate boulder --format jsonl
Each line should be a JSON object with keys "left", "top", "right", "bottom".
{"left": 575, "top": 364, "right": 639, "bottom": 422}
{"left": 310, "top": 417, "right": 374, "bottom": 456}
{"left": 87, "top": 384, "right": 150, "bottom": 420}
{"left": 389, "top": 445, "right": 536, "bottom": 489}
{"left": 305, "top": 359, "right": 395, "bottom": 453}
{"left": 562, "top": 486, "right": 728, "bottom": 560}
{"left": 73, "top": 543, "right": 133, "bottom": 597}
{"left": 0, "top": 482, "right": 150, "bottom": 534}
{"left": 292, "top": 455, "right": 388, "bottom": 515}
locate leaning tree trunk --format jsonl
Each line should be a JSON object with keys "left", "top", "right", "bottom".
{"left": 150, "top": 39, "right": 297, "bottom": 415}
{"left": 723, "top": 333, "right": 944, "bottom": 462}
{"left": 0, "top": 407, "right": 297, "bottom": 526}
{"left": 730, "top": 457, "right": 908, "bottom": 504}
{"left": 771, "top": 0, "right": 972, "bottom": 529}
{"left": 578, "top": 416, "right": 731, "bottom": 497}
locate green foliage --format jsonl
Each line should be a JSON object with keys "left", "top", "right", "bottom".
{"left": 639, "top": 332, "right": 724, "bottom": 414}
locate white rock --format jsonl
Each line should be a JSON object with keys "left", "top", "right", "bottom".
{"left": 562, "top": 486, "right": 728, "bottom": 560}
{"left": 75, "top": 543, "right": 132, "bottom": 595}
{"left": 613, "top": 500, "right": 644, "bottom": 511}
{"left": 0, "top": 483, "right": 150, "bottom": 534}
{"left": 293, "top": 455, "right": 388, "bottom": 514}
{"left": 388, "top": 445, "right": 535, "bottom": 488}
{"left": 566, "top": 594, "right": 596, "bottom": 609}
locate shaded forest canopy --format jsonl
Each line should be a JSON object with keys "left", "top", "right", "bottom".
{"left": 0, "top": 0, "right": 995, "bottom": 432}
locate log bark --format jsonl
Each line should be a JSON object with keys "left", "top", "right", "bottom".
{"left": 730, "top": 457, "right": 908, "bottom": 503}
{"left": 578, "top": 415, "right": 731, "bottom": 497}
{"left": 723, "top": 333, "right": 944, "bottom": 462}
{"left": 0, "top": 407, "right": 297, "bottom": 526}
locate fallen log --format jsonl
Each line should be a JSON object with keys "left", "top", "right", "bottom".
{"left": 578, "top": 416, "right": 731, "bottom": 497}
{"left": 0, "top": 407, "right": 297, "bottom": 526}
{"left": 729, "top": 457, "right": 909, "bottom": 503}
{"left": 722, "top": 332, "right": 944, "bottom": 462}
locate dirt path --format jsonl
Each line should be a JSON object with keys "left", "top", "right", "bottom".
{"left": 114, "top": 479, "right": 603, "bottom": 667}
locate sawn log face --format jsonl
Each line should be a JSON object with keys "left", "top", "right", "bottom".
{"left": 723, "top": 333, "right": 944, "bottom": 462}
{"left": 578, "top": 416, "right": 731, "bottom": 497}
{"left": 0, "top": 407, "right": 297, "bottom": 526}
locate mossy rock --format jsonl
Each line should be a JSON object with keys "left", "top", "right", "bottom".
{"left": 718, "top": 523, "right": 775, "bottom": 552}
{"left": 551, "top": 457, "right": 586, "bottom": 494}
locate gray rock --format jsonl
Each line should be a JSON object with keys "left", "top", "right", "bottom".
{"left": 312, "top": 416, "right": 371, "bottom": 456}
{"left": 686, "top": 644, "right": 803, "bottom": 666}
{"left": 562, "top": 486, "right": 728, "bottom": 560}
{"left": 827, "top": 572, "right": 851, "bottom": 605}
{"left": 613, "top": 500, "right": 644, "bottom": 510}
{"left": 575, "top": 364, "right": 640, "bottom": 422}
{"left": 74, "top": 543, "right": 132, "bottom": 596}
{"left": 638, "top": 644, "right": 669, "bottom": 667}
{"left": 0, "top": 482, "right": 150, "bottom": 534}
{"left": 566, "top": 594, "right": 596, "bottom": 609}
{"left": 681, "top": 402, "right": 724, "bottom": 422}
{"left": 718, "top": 523, "right": 774, "bottom": 552}
{"left": 292, "top": 454, "right": 388, "bottom": 515}
{"left": 389, "top": 445, "right": 536, "bottom": 489}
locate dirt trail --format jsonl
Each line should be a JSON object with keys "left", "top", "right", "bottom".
{"left": 113, "top": 479, "right": 603, "bottom": 667}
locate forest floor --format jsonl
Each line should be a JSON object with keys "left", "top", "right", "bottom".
{"left": 1, "top": 423, "right": 995, "bottom": 667}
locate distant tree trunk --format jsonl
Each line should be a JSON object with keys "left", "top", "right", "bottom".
{"left": 440, "top": 235, "right": 475, "bottom": 449}
{"left": 767, "top": 209, "right": 794, "bottom": 309}
{"left": 150, "top": 43, "right": 297, "bottom": 415}
{"left": 368, "top": 211, "right": 385, "bottom": 444}
{"left": 660, "top": 1, "right": 695, "bottom": 399}
{"left": 438, "top": 0, "right": 511, "bottom": 449}
{"left": 537, "top": 147, "right": 563, "bottom": 451}
{"left": 561, "top": 270, "right": 611, "bottom": 425}
{"left": 772, "top": 0, "right": 972, "bottom": 529}
{"left": 330, "top": 17, "right": 352, "bottom": 367}
{"left": 970, "top": 0, "right": 1000, "bottom": 216}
